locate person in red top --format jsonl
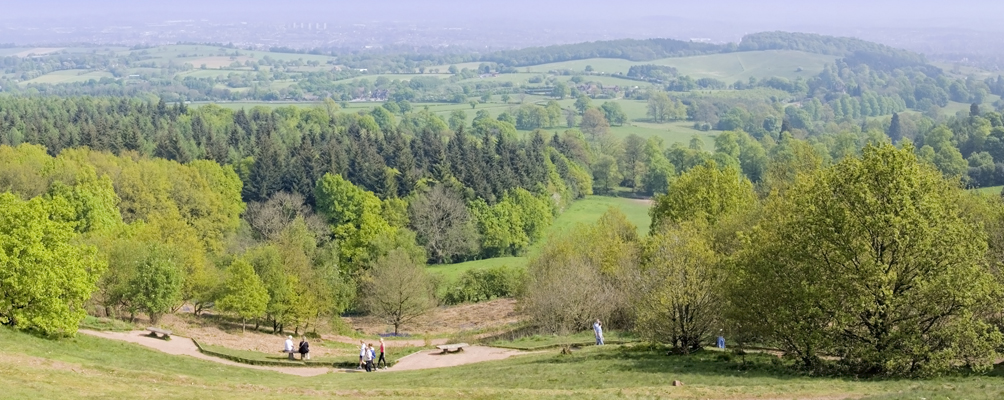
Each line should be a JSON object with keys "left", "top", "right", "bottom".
{"left": 377, "top": 337, "right": 387, "bottom": 369}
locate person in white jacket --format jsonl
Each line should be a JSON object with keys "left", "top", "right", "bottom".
{"left": 284, "top": 336, "right": 295, "bottom": 360}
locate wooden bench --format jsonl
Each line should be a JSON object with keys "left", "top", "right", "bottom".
{"left": 436, "top": 343, "right": 468, "bottom": 354}
{"left": 146, "top": 327, "right": 172, "bottom": 339}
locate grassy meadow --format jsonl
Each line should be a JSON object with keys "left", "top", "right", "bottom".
{"left": 974, "top": 185, "right": 1003, "bottom": 195}
{"left": 525, "top": 50, "right": 837, "bottom": 81}
{"left": 22, "top": 69, "right": 114, "bottom": 85}
{"left": 429, "top": 195, "right": 652, "bottom": 280}
{"left": 2, "top": 328, "right": 1002, "bottom": 399}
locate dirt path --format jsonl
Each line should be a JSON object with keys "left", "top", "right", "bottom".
{"left": 322, "top": 334, "right": 449, "bottom": 347}
{"left": 80, "top": 330, "right": 535, "bottom": 374}
{"left": 78, "top": 329, "right": 330, "bottom": 377}
{"left": 388, "top": 346, "right": 534, "bottom": 371}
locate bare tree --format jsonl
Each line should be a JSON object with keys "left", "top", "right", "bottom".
{"left": 361, "top": 249, "right": 435, "bottom": 335}
{"left": 408, "top": 185, "right": 479, "bottom": 264}
{"left": 244, "top": 192, "right": 328, "bottom": 242}
{"left": 520, "top": 210, "right": 639, "bottom": 334}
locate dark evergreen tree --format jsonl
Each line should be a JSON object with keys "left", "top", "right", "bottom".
{"left": 243, "top": 133, "right": 285, "bottom": 202}
{"left": 154, "top": 128, "right": 191, "bottom": 163}
{"left": 887, "top": 113, "right": 903, "bottom": 143}
{"left": 284, "top": 135, "right": 321, "bottom": 204}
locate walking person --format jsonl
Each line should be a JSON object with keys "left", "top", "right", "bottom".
{"left": 716, "top": 330, "right": 726, "bottom": 350}
{"left": 377, "top": 338, "right": 388, "bottom": 369}
{"left": 298, "top": 336, "right": 310, "bottom": 360}
{"left": 284, "top": 335, "right": 295, "bottom": 360}
{"left": 593, "top": 319, "right": 604, "bottom": 345}
{"left": 364, "top": 344, "right": 375, "bottom": 372}
{"left": 358, "top": 340, "right": 367, "bottom": 369}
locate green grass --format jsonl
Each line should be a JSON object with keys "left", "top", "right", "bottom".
{"left": 973, "top": 185, "right": 1003, "bottom": 195}
{"left": 526, "top": 50, "right": 837, "bottom": 81}
{"left": 197, "top": 342, "right": 423, "bottom": 367}
{"left": 428, "top": 256, "right": 526, "bottom": 281}
{"left": 549, "top": 195, "right": 652, "bottom": 237}
{"left": 428, "top": 195, "right": 652, "bottom": 280}
{"left": 78, "top": 316, "right": 138, "bottom": 332}
{"left": 2, "top": 327, "right": 1003, "bottom": 399}
{"left": 490, "top": 330, "right": 638, "bottom": 350}
{"left": 22, "top": 69, "right": 114, "bottom": 85}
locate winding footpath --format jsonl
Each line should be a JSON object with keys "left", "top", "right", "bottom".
{"left": 78, "top": 329, "right": 534, "bottom": 376}
{"left": 78, "top": 329, "right": 330, "bottom": 377}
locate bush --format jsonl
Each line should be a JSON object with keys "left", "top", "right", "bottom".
{"left": 442, "top": 266, "right": 525, "bottom": 305}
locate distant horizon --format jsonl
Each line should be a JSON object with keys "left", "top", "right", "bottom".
{"left": 3, "top": 0, "right": 1004, "bottom": 59}
{"left": 4, "top": 0, "right": 1003, "bottom": 28}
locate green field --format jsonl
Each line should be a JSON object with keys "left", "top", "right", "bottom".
{"left": 22, "top": 69, "right": 114, "bottom": 85}
{"left": 526, "top": 50, "right": 838, "bottom": 81}
{"left": 974, "top": 185, "right": 1003, "bottom": 195}
{"left": 430, "top": 195, "right": 652, "bottom": 280}
{"left": 490, "top": 330, "right": 638, "bottom": 350}
{"left": 2, "top": 328, "right": 1002, "bottom": 399}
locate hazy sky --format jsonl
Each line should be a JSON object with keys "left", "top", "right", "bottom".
{"left": 3, "top": 0, "right": 1002, "bottom": 28}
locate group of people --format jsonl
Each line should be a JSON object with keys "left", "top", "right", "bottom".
{"left": 283, "top": 335, "right": 310, "bottom": 360}
{"left": 358, "top": 338, "right": 387, "bottom": 372}
{"left": 281, "top": 335, "right": 388, "bottom": 370}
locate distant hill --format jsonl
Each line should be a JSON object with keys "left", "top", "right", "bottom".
{"left": 477, "top": 31, "right": 934, "bottom": 73}
{"left": 479, "top": 38, "right": 725, "bottom": 67}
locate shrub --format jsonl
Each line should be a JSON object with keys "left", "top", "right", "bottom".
{"left": 442, "top": 266, "right": 525, "bottom": 305}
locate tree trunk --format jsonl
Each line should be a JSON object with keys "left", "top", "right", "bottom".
{"left": 242, "top": 318, "right": 246, "bottom": 333}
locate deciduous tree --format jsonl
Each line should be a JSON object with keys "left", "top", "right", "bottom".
{"left": 408, "top": 185, "right": 479, "bottom": 264}
{"left": 217, "top": 259, "right": 269, "bottom": 332}
{"left": 0, "top": 193, "right": 105, "bottom": 337}
{"left": 732, "top": 143, "right": 1003, "bottom": 375}
{"left": 361, "top": 249, "right": 435, "bottom": 335}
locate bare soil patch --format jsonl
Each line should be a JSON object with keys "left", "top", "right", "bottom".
{"left": 389, "top": 345, "right": 534, "bottom": 371}
{"left": 78, "top": 329, "right": 330, "bottom": 377}
{"left": 345, "top": 298, "right": 519, "bottom": 337}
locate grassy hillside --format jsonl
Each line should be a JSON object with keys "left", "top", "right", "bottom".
{"left": 1, "top": 328, "right": 1001, "bottom": 399}
{"left": 527, "top": 50, "right": 837, "bottom": 81}
{"left": 23, "top": 69, "right": 114, "bottom": 85}
{"left": 430, "top": 195, "right": 652, "bottom": 280}
{"left": 974, "top": 185, "right": 1003, "bottom": 195}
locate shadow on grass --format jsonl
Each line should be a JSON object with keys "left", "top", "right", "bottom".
{"left": 531, "top": 345, "right": 798, "bottom": 379}
{"left": 532, "top": 344, "right": 1004, "bottom": 384}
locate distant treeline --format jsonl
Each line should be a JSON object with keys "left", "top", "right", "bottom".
{"left": 328, "top": 31, "right": 932, "bottom": 71}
